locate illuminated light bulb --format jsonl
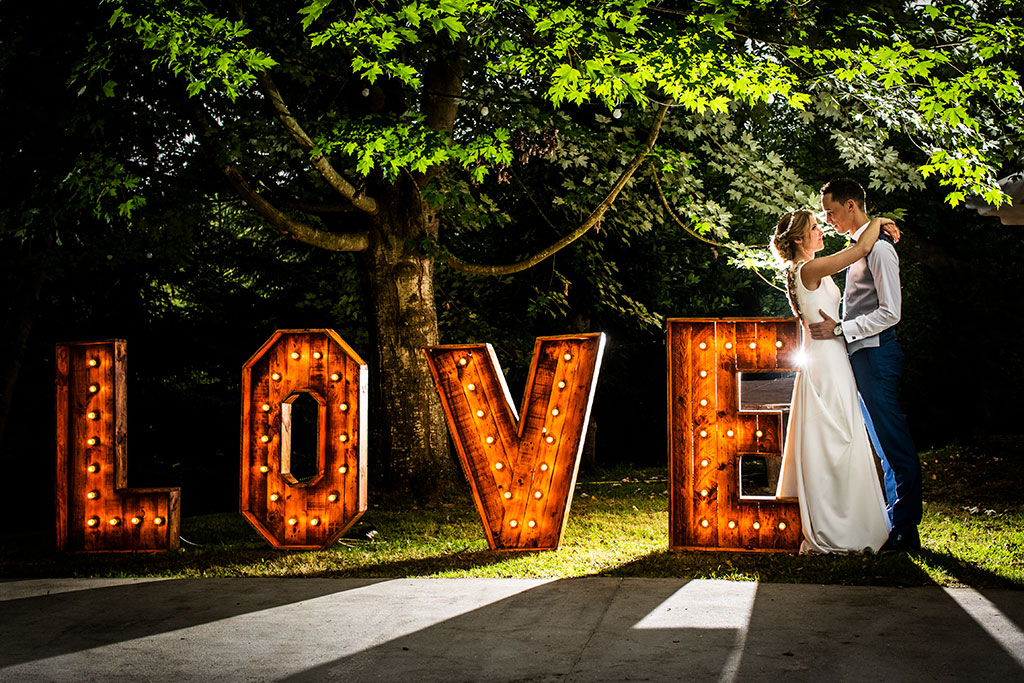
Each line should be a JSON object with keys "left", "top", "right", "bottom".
{"left": 753, "top": 521, "right": 761, "bottom": 530}
{"left": 749, "top": 342, "right": 757, "bottom": 350}
{"left": 290, "top": 351, "right": 300, "bottom": 360}
{"left": 153, "top": 517, "right": 165, "bottom": 526}
{"left": 288, "top": 517, "right": 298, "bottom": 526}
{"left": 87, "top": 411, "right": 99, "bottom": 420}
{"left": 728, "top": 520, "right": 737, "bottom": 529}
{"left": 557, "top": 381, "right": 566, "bottom": 389}
{"left": 534, "top": 491, "right": 542, "bottom": 499}
{"left": 271, "top": 372, "right": 281, "bottom": 381}
{"left": 545, "top": 435, "right": 555, "bottom": 444}
{"left": 701, "top": 459, "right": 709, "bottom": 467}
{"left": 459, "top": 357, "right": 468, "bottom": 366}
{"left": 260, "top": 435, "right": 270, "bottom": 443}
{"left": 310, "top": 517, "right": 320, "bottom": 527}
{"left": 339, "top": 434, "right": 349, "bottom": 442}
{"left": 700, "top": 488, "right": 709, "bottom": 497}
{"left": 495, "top": 462, "right": 504, "bottom": 470}
{"left": 699, "top": 342, "right": 707, "bottom": 350}
{"left": 109, "top": 517, "right": 121, "bottom": 526}
{"left": 87, "top": 436, "right": 98, "bottom": 447}
{"left": 87, "top": 490, "right": 99, "bottom": 500}
{"left": 551, "top": 408, "right": 559, "bottom": 416}
{"left": 480, "top": 104, "right": 489, "bottom": 116}
{"left": 261, "top": 403, "right": 271, "bottom": 412}
{"left": 131, "top": 516, "right": 142, "bottom": 525}
{"left": 361, "top": 87, "right": 370, "bottom": 97}
{"left": 260, "top": 465, "right": 269, "bottom": 473}
{"left": 612, "top": 107, "right": 622, "bottom": 119}
{"left": 699, "top": 430, "right": 708, "bottom": 438}
{"left": 726, "top": 429, "right": 735, "bottom": 437}
{"left": 509, "top": 520, "right": 518, "bottom": 528}
{"left": 313, "top": 351, "right": 322, "bottom": 360}
{"left": 778, "top": 522, "right": 787, "bottom": 530}
{"left": 700, "top": 519, "right": 709, "bottom": 528}
{"left": 528, "top": 520, "right": 537, "bottom": 528}
{"left": 485, "top": 436, "right": 495, "bottom": 444}
{"left": 327, "top": 492, "right": 339, "bottom": 502}
{"left": 339, "top": 402, "right": 349, "bottom": 412}
{"left": 503, "top": 491, "right": 512, "bottom": 499}
{"left": 725, "top": 342, "right": 733, "bottom": 350}
{"left": 540, "top": 463, "right": 549, "bottom": 472}
{"left": 699, "top": 399, "right": 708, "bottom": 407}
{"left": 88, "top": 384, "right": 99, "bottom": 393}
{"left": 699, "top": 370, "right": 708, "bottom": 378}
{"left": 88, "top": 358, "right": 99, "bottom": 367}
{"left": 270, "top": 493, "right": 280, "bottom": 502}
{"left": 466, "top": 383, "right": 476, "bottom": 392}
{"left": 87, "top": 463, "right": 98, "bottom": 473}
{"left": 331, "top": 373, "right": 340, "bottom": 381}
{"left": 476, "top": 410, "right": 485, "bottom": 418}
{"left": 87, "top": 517, "right": 99, "bottom": 527}
{"left": 755, "top": 430, "right": 764, "bottom": 438}
{"left": 338, "top": 465, "right": 348, "bottom": 474}
{"left": 563, "top": 353, "right": 572, "bottom": 362}
{"left": 776, "top": 340, "right": 784, "bottom": 348}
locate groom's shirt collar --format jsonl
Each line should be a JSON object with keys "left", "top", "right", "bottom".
{"left": 850, "top": 220, "right": 871, "bottom": 241}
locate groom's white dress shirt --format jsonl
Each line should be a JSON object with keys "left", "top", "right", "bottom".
{"left": 841, "top": 220, "right": 902, "bottom": 354}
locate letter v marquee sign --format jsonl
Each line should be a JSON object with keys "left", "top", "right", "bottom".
{"left": 425, "top": 334, "right": 605, "bottom": 550}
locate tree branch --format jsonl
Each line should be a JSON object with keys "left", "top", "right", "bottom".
{"left": 255, "top": 69, "right": 379, "bottom": 215}
{"left": 222, "top": 164, "right": 369, "bottom": 252}
{"left": 444, "top": 102, "right": 671, "bottom": 276}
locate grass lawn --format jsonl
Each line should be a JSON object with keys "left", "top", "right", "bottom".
{"left": 2, "top": 439, "right": 1022, "bottom": 588}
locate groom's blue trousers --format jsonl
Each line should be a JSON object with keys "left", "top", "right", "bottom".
{"left": 849, "top": 328, "right": 922, "bottom": 538}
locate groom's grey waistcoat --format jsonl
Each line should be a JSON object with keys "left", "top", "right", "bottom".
{"left": 842, "top": 233, "right": 901, "bottom": 354}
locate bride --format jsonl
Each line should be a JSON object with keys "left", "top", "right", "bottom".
{"left": 771, "top": 209, "right": 891, "bottom": 554}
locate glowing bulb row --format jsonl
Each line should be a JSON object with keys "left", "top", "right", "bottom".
{"left": 287, "top": 517, "right": 323, "bottom": 527}
{"left": 260, "top": 401, "right": 350, "bottom": 412}
{"left": 87, "top": 516, "right": 164, "bottom": 527}
{"left": 696, "top": 341, "right": 784, "bottom": 351}
{"left": 495, "top": 462, "right": 548, "bottom": 473}
{"left": 698, "top": 519, "right": 787, "bottom": 531}
{"left": 508, "top": 519, "right": 538, "bottom": 529}
{"left": 696, "top": 428, "right": 758, "bottom": 439}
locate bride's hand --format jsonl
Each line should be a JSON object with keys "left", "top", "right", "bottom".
{"left": 878, "top": 218, "right": 901, "bottom": 243}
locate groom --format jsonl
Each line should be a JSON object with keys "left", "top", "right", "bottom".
{"left": 808, "top": 178, "right": 922, "bottom": 552}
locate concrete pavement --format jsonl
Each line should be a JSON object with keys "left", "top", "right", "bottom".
{"left": 2, "top": 577, "right": 1023, "bottom": 682}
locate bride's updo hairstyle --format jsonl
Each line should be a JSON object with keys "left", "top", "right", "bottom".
{"left": 770, "top": 209, "right": 815, "bottom": 320}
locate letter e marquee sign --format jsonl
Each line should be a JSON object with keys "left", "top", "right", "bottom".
{"left": 667, "top": 318, "right": 802, "bottom": 551}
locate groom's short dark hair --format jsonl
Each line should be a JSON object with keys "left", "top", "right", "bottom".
{"left": 821, "top": 178, "right": 867, "bottom": 211}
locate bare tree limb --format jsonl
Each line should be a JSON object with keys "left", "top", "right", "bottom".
{"left": 225, "top": 0, "right": 378, "bottom": 214}
{"left": 444, "top": 102, "right": 671, "bottom": 276}
{"left": 256, "top": 69, "right": 379, "bottom": 215}
{"left": 222, "top": 164, "right": 370, "bottom": 252}
{"left": 651, "top": 166, "right": 728, "bottom": 248}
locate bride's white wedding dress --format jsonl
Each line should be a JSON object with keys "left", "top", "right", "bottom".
{"left": 777, "top": 261, "right": 890, "bottom": 554}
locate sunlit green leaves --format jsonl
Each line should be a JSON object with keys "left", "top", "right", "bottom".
{"left": 105, "top": 0, "right": 277, "bottom": 101}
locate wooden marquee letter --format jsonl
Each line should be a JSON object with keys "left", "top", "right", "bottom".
{"left": 241, "top": 330, "right": 367, "bottom": 549}
{"left": 425, "top": 333, "right": 605, "bottom": 551}
{"left": 667, "top": 318, "right": 802, "bottom": 551}
{"left": 55, "top": 340, "right": 181, "bottom": 552}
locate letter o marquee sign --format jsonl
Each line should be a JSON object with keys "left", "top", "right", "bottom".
{"left": 241, "top": 329, "right": 367, "bottom": 549}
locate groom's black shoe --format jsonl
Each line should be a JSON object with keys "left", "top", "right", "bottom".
{"left": 880, "top": 528, "right": 921, "bottom": 553}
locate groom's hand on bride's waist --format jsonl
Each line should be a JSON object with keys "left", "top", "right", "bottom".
{"left": 808, "top": 310, "right": 840, "bottom": 340}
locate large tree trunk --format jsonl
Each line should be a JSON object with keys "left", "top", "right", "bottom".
{"left": 360, "top": 180, "right": 456, "bottom": 498}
